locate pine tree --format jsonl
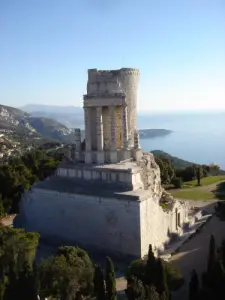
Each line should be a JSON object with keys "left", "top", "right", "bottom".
{"left": 189, "top": 269, "right": 199, "bottom": 300}
{"left": 94, "top": 264, "right": 106, "bottom": 300}
{"left": 126, "top": 276, "right": 146, "bottom": 300}
{"left": 207, "top": 235, "right": 216, "bottom": 274}
{"left": 105, "top": 257, "right": 117, "bottom": 300}
{"left": 145, "top": 244, "right": 157, "bottom": 286}
{"left": 155, "top": 259, "right": 169, "bottom": 300}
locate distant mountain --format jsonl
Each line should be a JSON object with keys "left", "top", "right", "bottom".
{"left": 20, "top": 104, "right": 82, "bottom": 114}
{"left": 20, "top": 104, "right": 83, "bottom": 128}
{"left": 0, "top": 104, "right": 74, "bottom": 142}
{"left": 139, "top": 129, "right": 172, "bottom": 138}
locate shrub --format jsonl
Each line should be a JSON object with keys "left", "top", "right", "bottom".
{"left": 125, "top": 258, "right": 184, "bottom": 292}
{"left": 171, "top": 177, "right": 183, "bottom": 189}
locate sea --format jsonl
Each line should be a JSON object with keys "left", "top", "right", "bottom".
{"left": 138, "top": 111, "right": 225, "bottom": 169}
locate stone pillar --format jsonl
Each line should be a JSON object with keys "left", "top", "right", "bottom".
{"left": 121, "top": 106, "right": 128, "bottom": 149}
{"left": 133, "top": 129, "right": 143, "bottom": 161}
{"left": 121, "top": 105, "right": 131, "bottom": 160}
{"left": 74, "top": 128, "right": 81, "bottom": 151}
{"left": 96, "top": 107, "right": 104, "bottom": 164}
{"left": 134, "top": 130, "right": 141, "bottom": 149}
{"left": 109, "top": 106, "right": 117, "bottom": 163}
{"left": 74, "top": 129, "right": 81, "bottom": 162}
{"left": 84, "top": 107, "right": 92, "bottom": 164}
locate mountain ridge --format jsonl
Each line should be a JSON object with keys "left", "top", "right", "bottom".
{"left": 0, "top": 104, "right": 73, "bottom": 142}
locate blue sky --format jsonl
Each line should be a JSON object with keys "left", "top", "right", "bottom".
{"left": 1, "top": 0, "right": 225, "bottom": 112}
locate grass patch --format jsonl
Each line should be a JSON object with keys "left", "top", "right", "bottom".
{"left": 183, "top": 175, "right": 225, "bottom": 188}
{"left": 170, "top": 189, "right": 215, "bottom": 200}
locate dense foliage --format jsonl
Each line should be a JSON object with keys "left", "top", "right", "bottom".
{"left": 0, "top": 227, "right": 39, "bottom": 300}
{"left": 38, "top": 246, "right": 94, "bottom": 299}
{"left": 188, "top": 235, "right": 225, "bottom": 300}
{"left": 0, "top": 226, "right": 118, "bottom": 300}
{"left": 125, "top": 245, "right": 184, "bottom": 300}
{"left": 154, "top": 152, "right": 221, "bottom": 187}
{"left": 0, "top": 149, "right": 62, "bottom": 215}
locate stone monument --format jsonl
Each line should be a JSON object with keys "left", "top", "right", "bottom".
{"left": 19, "top": 68, "right": 194, "bottom": 259}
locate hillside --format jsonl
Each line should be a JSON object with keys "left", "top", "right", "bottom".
{"left": 0, "top": 104, "right": 73, "bottom": 142}
{"left": 151, "top": 150, "right": 225, "bottom": 173}
{"left": 151, "top": 150, "right": 198, "bottom": 169}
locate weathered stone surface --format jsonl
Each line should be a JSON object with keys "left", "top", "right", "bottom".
{"left": 19, "top": 67, "right": 194, "bottom": 259}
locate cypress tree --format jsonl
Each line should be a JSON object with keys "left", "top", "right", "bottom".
{"left": 211, "top": 259, "right": 225, "bottom": 297}
{"left": 189, "top": 269, "right": 199, "bottom": 300}
{"left": 207, "top": 235, "right": 216, "bottom": 274}
{"left": 17, "top": 262, "right": 37, "bottom": 300}
{"left": 94, "top": 264, "right": 106, "bottom": 300}
{"left": 155, "top": 259, "right": 169, "bottom": 300}
{"left": 126, "top": 276, "right": 145, "bottom": 300}
{"left": 220, "top": 240, "right": 225, "bottom": 268}
{"left": 105, "top": 257, "right": 117, "bottom": 300}
{"left": 145, "top": 244, "right": 157, "bottom": 286}
{"left": 146, "top": 285, "right": 160, "bottom": 300}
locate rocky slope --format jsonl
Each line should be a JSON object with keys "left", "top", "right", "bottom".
{"left": 0, "top": 104, "right": 73, "bottom": 142}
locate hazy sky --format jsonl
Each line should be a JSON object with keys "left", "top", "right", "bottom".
{"left": 1, "top": 0, "right": 225, "bottom": 112}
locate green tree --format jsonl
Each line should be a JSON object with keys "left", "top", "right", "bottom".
{"left": 196, "top": 166, "right": 203, "bottom": 186}
{"left": 155, "top": 259, "right": 169, "bottom": 299}
{"left": 0, "top": 198, "right": 5, "bottom": 217}
{"left": 177, "top": 165, "right": 196, "bottom": 182}
{"left": 145, "top": 244, "right": 157, "bottom": 286}
{"left": 126, "top": 276, "right": 146, "bottom": 300}
{"left": 220, "top": 239, "right": 225, "bottom": 267}
{"left": 105, "top": 257, "right": 117, "bottom": 300}
{"left": 189, "top": 269, "right": 199, "bottom": 300}
{"left": 38, "top": 246, "right": 94, "bottom": 300}
{"left": 94, "top": 264, "right": 106, "bottom": 300}
{"left": 171, "top": 177, "right": 183, "bottom": 189}
{"left": 126, "top": 251, "right": 183, "bottom": 293}
{"left": 155, "top": 157, "right": 174, "bottom": 185}
{"left": 207, "top": 235, "right": 217, "bottom": 274}
{"left": 17, "top": 262, "right": 37, "bottom": 300}
{"left": 146, "top": 285, "right": 160, "bottom": 300}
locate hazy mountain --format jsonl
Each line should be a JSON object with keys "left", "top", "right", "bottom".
{"left": 0, "top": 104, "right": 74, "bottom": 142}
{"left": 20, "top": 104, "right": 84, "bottom": 128}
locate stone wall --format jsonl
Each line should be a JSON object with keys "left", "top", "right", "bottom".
{"left": 140, "top": 196, "right": 189, "bottom": 256}
{"left": 138, "top": 152, "right": 162, "bottom": 196}
{"left": 20, "top": 188, "right": 141, "bottom": 257}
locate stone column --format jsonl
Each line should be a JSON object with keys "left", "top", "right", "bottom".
{"left": 121, "top": 105, "right": 131, "bottom": 161}
{"left": 84, "top": 107, "right": 92, "bottom": 164}
{"left": 110, "top": 107, "right": 116, "bottom": 150}
{"left": 96, "top": 107, "right": 104, "bottom": 164}
{"left": 109, "top": 106, "right": 117, "bottom": 163}
{"left": 121, "top": 106, "right": 128, "bottom": 149}
{"left": 134, "top": 130, "right": 141, "bottom": 149}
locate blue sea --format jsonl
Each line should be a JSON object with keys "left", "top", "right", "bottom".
{"left": 138, "top": 111, "right": 225, "bottom": 169}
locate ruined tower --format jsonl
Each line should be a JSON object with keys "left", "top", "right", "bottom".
{"left": 20, "top": 67, "right": 191, "bottom": 260}
{"left": 83, "top": 68, "right": 141, "bottom": 164}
